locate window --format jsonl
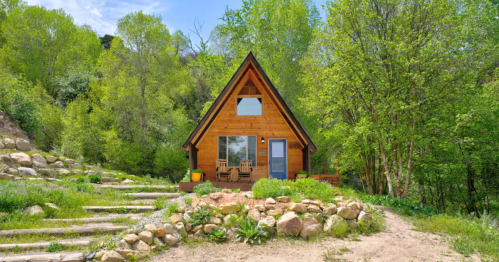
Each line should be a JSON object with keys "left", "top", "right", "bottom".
{"left": 218, "top": 136, "right": 257, "bottom": 166}
{"left": 237, "top": 98, "right": 262, "bottom": 116}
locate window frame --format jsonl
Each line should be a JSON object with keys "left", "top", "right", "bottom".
{"left": 235, "top": 96, "right": 263, "bottom": 116}
{"left": 217, "top": 135, "right": 257, "bottom": 167}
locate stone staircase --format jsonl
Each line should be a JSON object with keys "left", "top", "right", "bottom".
{"left": 0, "top": 185, "right": 181, "bottom": 262}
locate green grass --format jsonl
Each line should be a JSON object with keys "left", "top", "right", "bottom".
{"left": 252, "top": 178, "right": 339, "bottom": 203}
{"left": 412, "top": 214, "right": 499, "bottom": 259}
{"left": 46, "top": 241, "right": 65, "bottom": 252}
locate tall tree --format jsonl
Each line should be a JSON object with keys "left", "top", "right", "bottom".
{"left": 302, "top": 0, "right": 499, "bottom": 198}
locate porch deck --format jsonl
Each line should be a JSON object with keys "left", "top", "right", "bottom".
{"left": 179, "top": 181, "right": 254, "bottom": 192}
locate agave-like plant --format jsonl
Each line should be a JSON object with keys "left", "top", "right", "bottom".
{"left": 207, "top": 228, "right": 228, "bottom": 243}
{"left": 235, "top": 218, "right": 269, "bottom": 245}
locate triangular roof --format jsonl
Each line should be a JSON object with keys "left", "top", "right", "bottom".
{"left": 182, "top": 52, "right": 317, "bottom": 152}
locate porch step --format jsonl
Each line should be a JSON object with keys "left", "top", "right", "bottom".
{"left": 0, "top": 225, "right": 128, "bottom": 237}
{"left": 97, "top": 185, "right": 178, "bottom": 191}
{"left": 83, "top": 206, "right": 155, "bottom": 213}
{"left": 125, "top": 192, "right": 180, "bottom": 199}
{"left": 43, "top": 214, "right": 142, "bottom": 223}
{"left": 0, "top": 252, "right": 85, "bottom": 261}
{"left": 0, "top": 237, "right": 93, "bottom": 252}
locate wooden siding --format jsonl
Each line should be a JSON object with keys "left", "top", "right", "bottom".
{"left": 196, "top": 68, "right": 304, "bottom": 181}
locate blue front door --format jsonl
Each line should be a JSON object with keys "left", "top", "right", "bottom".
{"left": 269, "top": 139, "right": 287, "bottom": 180}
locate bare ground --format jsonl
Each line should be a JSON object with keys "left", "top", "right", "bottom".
{"left": 149, "top": 207, "right": 479, "bottom": 262}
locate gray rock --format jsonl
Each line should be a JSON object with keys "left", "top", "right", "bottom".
{"left": 138, "top": 230, "right": 153, "bottom": 244}
{"left": 307, "top": 205, "right": 322, "bottom": 213}
{"left": 247, "top": 209, "right": 261, "bottom": 221}
{"left": 10, "top": 153, "right": 31, "bottom": 166}
{"left": 0, "top": 142, "right": 4, "bottom": 149}
{"left": 15, "top": 138, "right": 30, "bottom": 151}
{"left": 46, "top": 156, "right": 57, "bottom": 163}
{"left": 258, "top": 216, "right": 276, "bottom": 233}
{"left": 324, "top": 214, "right": 348, "bottom": 233}
{"left": 18, "top": 167, "right": 37, "bottom": 176}
{"left": 0, "top": 173, "right": 15, "bottom": 180}
{"left": 123, "top": 234, "right": 140, "bottom": 244}
{"left": 0, "top": 154, "right": 14, "bottom": 167}
{"left": 289, "top": 203, "right": 307, "bottom": 213}
{"left": 300, "top": 214, "right": 323, "bottom": 238}
{"left": 163, "top": 234, "right": 180, "bottom": 245}
{"left": 51, "top": 161, "right": 65, "bottom": 168}
{"left": 337, "top": 207, "right": 352, "bottom": 219}
{"left": 347, "top": 220, "right": 359, "bottom": 229}
{"left": 3, "top": 138, "right": 15, "bottom": 149}
{"left": 58, "top": 169, "right": 71, "bottom": 175}
{"left": 65, "top": 159, "right": 75, "bottom": 164}
{"left": 32, "top": 154, "right": 48, "bottom": 168}
{"left": 163, "top": 224, "right": 174, "bottom": 234}
{"left": 72, "top": 169, "right": 83, "bottom": 175}
{"left": 323, "top": 206, "right": 337, "bottom": 215}
{"left": 23, "top": 205, "right": 44, "bottom": 216}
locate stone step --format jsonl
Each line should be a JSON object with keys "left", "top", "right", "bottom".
{"left": 0, "top": 252, "right": 85, "bottom": 262}
{"left": 0, "top": 225, "right": 128, "bottom": 237}
{"left": 0, "top": 238, "right": 92, "bottom": 252}
{"left": 125, "top": 192, "right": 180, "bottom": 199}
{"left": 43, "top": 214, "right": 142, "bottom": 223}
{"left": 83, "top": 206, "right": 155, "bottom": 213}
{"left": 96, "top": 185, "right": 178, "bottom": 191}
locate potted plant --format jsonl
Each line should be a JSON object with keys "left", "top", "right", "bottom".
{"left": 192, "top": 169, "right": 203, "bottom": 182}
{"left": 296, "top": 171, "right": 308, "bottom": 179}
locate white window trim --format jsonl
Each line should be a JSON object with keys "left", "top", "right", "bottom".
{"left": 217, "top": 135, "right": 257, "bottom": 167}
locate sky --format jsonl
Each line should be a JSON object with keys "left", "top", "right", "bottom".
{"left": 24, "top": 0, "right": 329, "bottom": 43}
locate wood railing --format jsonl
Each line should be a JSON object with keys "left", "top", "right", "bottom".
{"left": 310, "top": 174, "right": 340, "bottom": 187}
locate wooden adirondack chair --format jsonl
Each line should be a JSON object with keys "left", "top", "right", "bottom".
{"left": 237, "top": 159, "right": 253, "bottom": 182}
{"left": 216, "top": 159, "right": 232, "bottom": 182}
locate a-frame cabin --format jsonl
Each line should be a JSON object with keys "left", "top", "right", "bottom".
{"left": 182, "top": 52, "right": 317, "bottom": 184}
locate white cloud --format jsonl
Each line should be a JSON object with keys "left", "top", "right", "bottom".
{"left": 24, "top": 0, "right": 170, "bottom": 36}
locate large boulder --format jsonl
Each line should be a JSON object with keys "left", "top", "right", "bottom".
{"left": 323, "top": 206, "right": 337, "bottom": 215}
{"left": 219, "top": 202, "right": 240, "bottom": 214}
{"left": 0, "top": 173, "right": 15, "bottom": 180}
{"left": 276, "top": 212, "right": 302, "bottom": 236}
{"left": 123, "top": 234, "right": 140, "bottom": 244}
{"left": 163, "top": 224, "right": 174, "bottom": 234}
{"left": 155, "top": 226, "right": 165, "bottom": 238}
{"left": 51, "top": 161, "right": 65, "bottom": 168}
{"left": 170, "top": 214, "right": 183, "bottom": 224}
{"left": 358, "top": 211, "right": 373, "bottom": 227}
{"left": 324, "top": 215, "right": 348, "bottom": 233}
{"left": 337, "top": 207, "right": 352, "bottom": 219}
{"left": 58, "top": 169, "right": 71, "bottom": 175}
{"left": 101, "top": 251, "right": 124, "bottom": 262}
{"left": 23, "top": 205, "right": 44, "bottom": 216}
{"left": 3, "top": 138, "right": 15, "bottom": 149}
{"left": 163, "top": 234, "right": 181, "bottom": 245}
{"left": 289, "top": 203, "right": 307, "bottom": 213}
{"left": 46, "top": 156, "right": 57, "bottom": 163}
{"left": 10, "top": 153, "right": 31, "bottom": 166}
{"left": 300, "top": 214, "right": 323, "bottom": 238}
{"left": 17, "top": 167, "right": 37, "bottom": 176}
{"left": 31, "top": 154, "right": 48, "bottom": 168}
{"left": 307, "top": 205, "right": 322, "bottom": 213}
{"left": 265, "top": 198, "right": 276, "bottom": 210}
{"left": 15, "top": 138, "right": 30, "bottom": 151}
{"left": 347, "top": 220, "right": 359, "bottom": 229}
{"left": 0, "top": 154, "right": 14, "bottom": 167}
{"left": 203, "top": 224, "right": 217, "bottom": 233}
{"left": 277, "top": 196, "right": 289, "bottom": 203}
{"left": 144, "top": 224, "right": 157, "bottom": 233}
{"left": 0, "top": 141, "right": 4, "bottom": 149}
{"left": 132, "top": 240, "right": 151, "bottom": 253}
{"left": 138, "top": 231, "right": 153, "bottom": 244}
{"left": 209, "top": 192, "right": 224, "bottom": 200}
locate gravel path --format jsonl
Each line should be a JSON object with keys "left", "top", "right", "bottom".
{"left": 147, "top": 207, "right": 478, "bottom": 262}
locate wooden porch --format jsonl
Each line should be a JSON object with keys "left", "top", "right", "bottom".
{"left": 179, "top": 181, "right": 254, "bottom": 192}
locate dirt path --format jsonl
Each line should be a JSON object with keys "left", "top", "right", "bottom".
{"left": 149, "top": 207, "right": 477, "bottom": 262}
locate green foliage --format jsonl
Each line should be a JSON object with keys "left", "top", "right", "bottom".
{"left": 361, "top": 195, "right": 441, "bottom": 217}
{"left": 164, "top": 202, "right": 179, "bottom": 218}
{"left": 206, "top": 228, "right": 228, "bottom": 243}
{"left": 187, "top": 207, "right": 213, "bottom": 226}
{"left": 88, "top": 175, "right": 103, "bottom": 184}
{"left": 56, "top": 70, "right": 95, "bottom": 106}
{"left": 46, "top": 241, "right": 65, "bottom": 252}
{"left": 297, "top": 171, "right": 308, "bottom": 175}
{"left": 75, "top": 178, "right": 85, "bottom": 184}
{"left": 154, "top": 197, "right": 168, "bottom": 210}
{"left": 192, "top": 169, "right": 202, "bottom": 173}
{"left": 193, "top": 180, "right": 221, "bottom": 196}
{"left": 183, "top": 198, "right": 192, "bottom": 205}
{"left": 252, "top": 178, "right": 337, "bottom": 202}
{"left": 235, "top": 218, "right": 270, "bottom": 245}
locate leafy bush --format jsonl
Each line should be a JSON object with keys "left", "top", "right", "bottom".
{"left": 297, "top": 171, "right": 308, "bottom": 175}
{"left": 252, "top": 178, "right": 338, "bottom": 203}
{"left": 193, "top": 180, "right": 221, "bottom": 196}
{"left": 184, "top": 198, "right": 192, "bottom": 205}
{"left": 88, "top": 175, "right": 103, "bottom": 184}
{"left": 187, "top": 207, "right": 213, "bottom": 226}
{"left": 235, "top": 219, "right": 270, "bottom": 245}
{"left": 206, "top": 228, "right": 228, "bottom": 243}
{"left": 192, "top": 169, "right": 202, "bottom": 173}
{"left": 47, "top": 241, "right": 65, "bottom": 252}
{"left": 75, "top": 178, "right": 85, "bottom": 184}
{"left": 361, "top": 195, "right": 440, "bottom": 217}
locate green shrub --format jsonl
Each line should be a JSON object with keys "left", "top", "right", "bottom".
{"left": 184, "top": 198, "right": 192, "bottom": 205}
{"left": 252, "top": 179, "right": 296, "bottom": 199}
{"left": 292, "top": 178, "right": 336, "bottom": 202}
{"left": 75, "top": 178, "right": 85, "bottom": 184}
{"left": 192, "top": 169, "right": 202, "bottom": 173}
{"left": 187, "top": 207, "right": 213, "bottom": 226}
{"left": 297, "top": 171, "right": 308, "bottom": 175}
{"left": 88, "top": 175, "right": 103, "bottom": 184}
{"left": 193, "top": 180, "right": 221, "bottom": 196}
{"left": 47, "top": 241, "right": 65, "bottom": 252}
{"left": 164, "top": 202, "right": 179, "bottom": 217}
{"left": 235, "top": 219, "right": 270, "bottom": 245}
{"left": 206, "top": 228, "right": 228, "bottom": 243}
{"left": 252, "top": 178, "right": 337, "bottom": 203}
